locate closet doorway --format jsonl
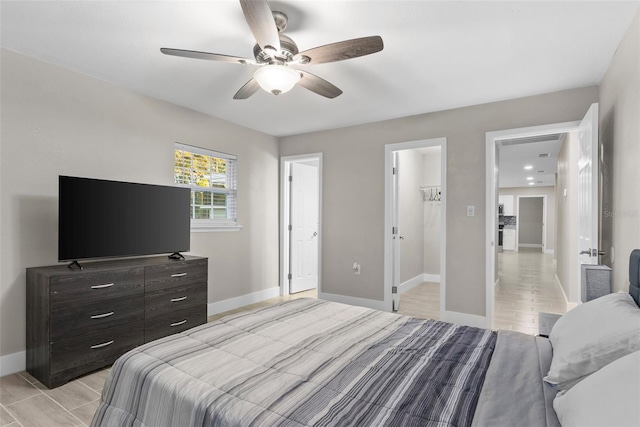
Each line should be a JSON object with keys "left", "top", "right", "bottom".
{"left": 384, "top": 138, "right": 446, "bottom": 319}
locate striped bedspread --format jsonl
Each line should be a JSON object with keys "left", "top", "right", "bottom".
{"left": 92, "top": 298, "right": 496, "bottom": 427}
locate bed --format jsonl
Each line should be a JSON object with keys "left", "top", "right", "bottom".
{"left": 92, "top": 251, "right": 640, "bottom": 427}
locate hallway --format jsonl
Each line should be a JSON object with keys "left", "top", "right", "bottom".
{"left": 495, "top": 247, "right": 567, "bottom": 335}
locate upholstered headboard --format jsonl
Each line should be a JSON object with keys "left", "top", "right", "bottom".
{"left": 630, "top": 249, "right": 640, "bottom": 307}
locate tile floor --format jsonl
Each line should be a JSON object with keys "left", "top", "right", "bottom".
{"left": 1, "top": 250, "right": 565, "bottom": 426}
{"left": 0, "top": 368, "right": 106, "bottom": 427}
{"left": 494, "top": 247, "right": 567, "bottom": 335}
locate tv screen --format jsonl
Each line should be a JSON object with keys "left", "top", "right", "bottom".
{"left": 58, "top": 176, "right": 191, "bottom": 261}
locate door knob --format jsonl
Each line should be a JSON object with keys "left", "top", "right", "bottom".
{"left": 399, "top": 236, "right": 405, "bottom": 240}
{"left": 579, "top": 250, "right": 591, "bottom": 255}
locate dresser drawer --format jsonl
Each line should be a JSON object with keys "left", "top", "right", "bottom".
{"left": 51, "top": 294, "right": 144, "bottom": 341}
{"left": 50, "top": 322, "right": 143, "bottom": 384}
{"left": 145, "top": 282, "right": 206, "bottom": 318}
{"left": 144, "top": 306, "right": 206, "bottom": 343}
{"left": 145, "top": 260, "right": 207, "bottom": 292}
{"left": 50, "top": 268, "right": 144, "bottom": 309}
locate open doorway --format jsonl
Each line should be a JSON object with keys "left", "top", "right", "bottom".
{"left": 384, "top": 138, "right": 446, "bottom": 319}
{"left": 280, "top": 153, "right": 322, "bottom": 299}
{"left": 486, "top": 103, "right": 601, "bottom": 333}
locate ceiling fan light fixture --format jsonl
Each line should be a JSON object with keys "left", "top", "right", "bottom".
{"left": 253, "top": 65, "right": 301, "bottom": 95}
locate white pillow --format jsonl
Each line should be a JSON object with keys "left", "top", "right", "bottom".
{"left": 544, "top": 292, "right": 640, "bottom": 390}
{"left": 553, "top": 350, "right": 640, "bottom": 427}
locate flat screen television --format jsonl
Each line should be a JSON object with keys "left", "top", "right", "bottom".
{"left": 58, "top": 176, "right": 191, "bottom": 262}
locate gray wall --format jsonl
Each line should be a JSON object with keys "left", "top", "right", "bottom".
{"left": 398, "top": 150, "right": 425, "bottom": 283}
{"left": 423, "top": 150, "right": 441, "bottom": 275}
{"left": 280, "top": 86, "right": 598, "bottom": 316}
{"left": 0, "top": 49, "right": 280, "bottom": 357}
{"left": 556, "top": 133, "right": 580, "bottom": 302}
{"left": 518, "top": 198, "right": 544, "bottom": 245}
{"left": 499, "top": 186, "right": 556, "bottom": 250}
{"left": 600, "top": 10, "right": 640, "bottom": 293}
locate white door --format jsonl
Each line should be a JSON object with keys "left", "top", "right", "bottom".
{"left": 577, "top": 104, "right": 600, "bottom": 276}
{"left": 289, "top": 162, "right": 319, "bottom": 293}
{"left": 391, "top": 153, "right": 400, "bottom": 311}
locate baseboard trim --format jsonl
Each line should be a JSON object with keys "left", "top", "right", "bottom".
{"left": 442, "top": 311, "right": 490, "bottom": 329}
{"left": 207, "top": 286, "right": 280, "bottom": 316}
{"left": 519, "top": 243, "right": 543, "bottom": 248}
{"left": 423, "top": 273, "right": 441, "bottom": 283}
{"left": 544, "top": 249, "right": 555, "bottom": 255}
{"left": 319, "top": 292, "right": 387, "bottom": 311}
{"left": 0, "top": 351, "right": 25, "bottom": 376}
{"left": 398, "top": 275, "right": 424, "bottom": 294}
{"left": 554, "top": 274, "right": 579, "bottom": 311}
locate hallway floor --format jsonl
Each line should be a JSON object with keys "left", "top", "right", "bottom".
{"left": 494, "top": 247, "right": 567, "bottom": 335}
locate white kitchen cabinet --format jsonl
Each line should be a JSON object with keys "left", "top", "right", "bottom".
{"left": 499, "top": 195, "right": 515, "bottom": 216}
{"left": 503, "top": 229, "right": 516, "bottom": 251}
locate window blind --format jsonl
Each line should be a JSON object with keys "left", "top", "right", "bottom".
{"left": 174, "top": 143, "right": 238, "bottom": 225}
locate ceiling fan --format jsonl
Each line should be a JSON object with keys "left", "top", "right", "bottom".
{"left": 160, "top": 0, "right": 384, "bottom": 99}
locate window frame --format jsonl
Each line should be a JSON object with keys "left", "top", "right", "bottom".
{"left": 174, "top": 143, "right": 242, "bottom": 232}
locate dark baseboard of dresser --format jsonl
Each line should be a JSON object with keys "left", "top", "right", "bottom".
{"left": 26, "top": 255, "right": 208, "bottom": 388}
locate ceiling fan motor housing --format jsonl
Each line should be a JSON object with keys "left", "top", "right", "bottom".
{"left": 253, "top": 34, "right": 299, "bottom": 63}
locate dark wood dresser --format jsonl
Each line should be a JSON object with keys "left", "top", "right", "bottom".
{"left": 26, "top": 255, "right": 207, "bottom": 388}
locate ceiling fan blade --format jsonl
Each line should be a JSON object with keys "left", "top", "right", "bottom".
{"left": 298, "top": 71, "right": 342, "bottom": 99}
{"left": 239, "top": 0, "right": 280, "bottom": 54}
{"left": 295, "top": 36, "right": 383, "bottom": 65}
{"left": 233, "top": 78, "right": 260, "bottom": 99}
{"left": 161, "top": 48, "right": 254, "bottom": 65}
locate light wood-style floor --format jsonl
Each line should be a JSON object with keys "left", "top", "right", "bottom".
{"left": 494, "top": 247, "right": 567, "bottom": 335}
{"left": 1, "top": 250, "right": 565, "bottom": 427}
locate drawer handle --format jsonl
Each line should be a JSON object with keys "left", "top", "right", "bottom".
{"left": 90, "top": 311, "right": 115, "bottom": 319}
{"left": 91, "top": 283, "right": 114, "bottom": 289}
{"left": 170, "top": 296, "right": 187, "bottom": 302}
{"left": 91, "top": 340, "right": 114, "bottom": 349}
{"left": 170, "top": 320, "right": 187, "bottom": 327}
{"left": 171, "top": 273, "right": 187, "bottom": 278}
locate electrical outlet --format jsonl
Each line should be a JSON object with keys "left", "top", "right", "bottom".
{"left": 467, "top": 205, "right": 475, "bottom": 216}
{"left": 353, "top": 262, "right": 361, "bottom": 275}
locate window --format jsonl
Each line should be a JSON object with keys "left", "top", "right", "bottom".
{"left": 174, "top": 143, "right": 240, "bottom": 231}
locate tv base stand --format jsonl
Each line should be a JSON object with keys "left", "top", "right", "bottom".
{"left": 168, "top": 252, "right": 185, "bottom": 260}
{"left": 67, "top": 260, "right": 83, "bottom": 270}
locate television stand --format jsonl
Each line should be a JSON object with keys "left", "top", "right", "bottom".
{"left": 168, "top": 252, "right": 185, "bottom": 260}
{"left": 67, "top": 260, "right": 83, "bottom": 270}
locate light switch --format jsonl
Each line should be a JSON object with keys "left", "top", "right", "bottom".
{"left": 467, "top": 205, "right": 475, "bottom": 216}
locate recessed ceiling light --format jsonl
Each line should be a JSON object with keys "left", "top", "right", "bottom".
{"left": 529, "top": 182, "right": 535, "bottom": 185}
{"left": 526, "top": 177, "right": 534, "bottom": 180}
{"left": 524, "top": 165, "right": 533, "bottom": 170}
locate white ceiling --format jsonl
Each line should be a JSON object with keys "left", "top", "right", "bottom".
{"left": 498, "top": 136, "right": 564, "bottom": 188}
{"left": 1, "top": 1, "right": 638, "bottom": 137}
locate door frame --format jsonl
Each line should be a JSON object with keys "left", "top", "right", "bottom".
{"left": 280, "top": 153, "right": 323, "bottom": 297}
{"left": 384, "top": 137, "right": 447, "bottom": 314}
{"left": 486, "top": 121, "right": 580, "bottom": 327}
{"left": 515, "top": 195, "right": 547, "bottom": 252}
